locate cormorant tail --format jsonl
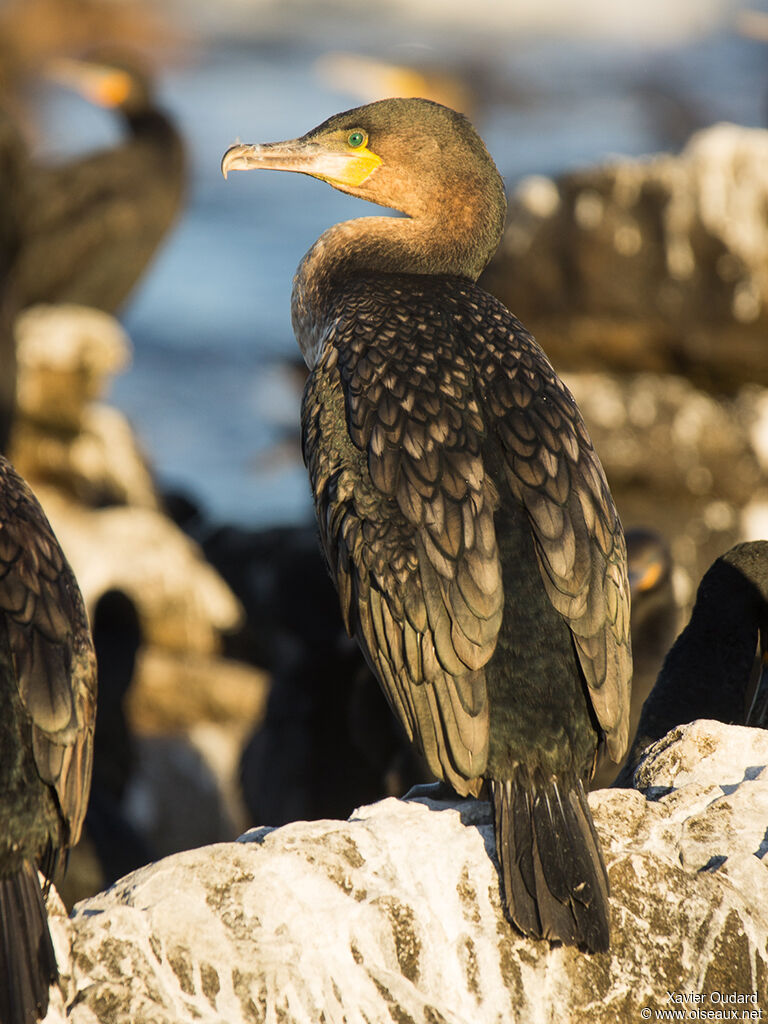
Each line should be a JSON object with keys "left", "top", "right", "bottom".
{"left": 491, "top": 773, "right": 610, "bottom": 952}
{"left": 0, "top": 860, "right": 58, "bottom": 1024}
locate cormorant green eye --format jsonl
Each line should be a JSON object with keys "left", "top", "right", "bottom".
{"left": 347, "top": 131, "right": 366, "bottom": 149}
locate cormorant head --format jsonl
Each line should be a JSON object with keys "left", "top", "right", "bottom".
{"left": 697, "top": 540, "right": 768, "bottom": 726}
{"left": 708, "top": 541, "right": 768, "bottom": 607}
{"left": 47, "top": 53, "right": 153, "bottom": 115}
{"left": 626, "top": 527, "right": 673, "bottom": 599}
{"left": 221, "top": 97, "right": 506, "bottom": 229}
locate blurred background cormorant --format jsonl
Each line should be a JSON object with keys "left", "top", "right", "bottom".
{"left": 59, "top": 588, "right": 153, "bottom": 903}
{"left": 0, "top": 46, "right": 186, "bottom": 457}
{"left": 0, "top": 106, "right": 24, "bottom": 452}
{"left": 617, "top": 539, "right": 768, "bottom": 786}
{"left": 12, "top": 52, "right": 185, "bottom": 314}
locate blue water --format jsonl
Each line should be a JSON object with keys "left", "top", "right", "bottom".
{"left": 30, "top": 17, "right": 768, "bottom": 526}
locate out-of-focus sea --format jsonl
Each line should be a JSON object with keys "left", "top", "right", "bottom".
{"left": 27, "top": 2, "right": 768, "bottom": 527}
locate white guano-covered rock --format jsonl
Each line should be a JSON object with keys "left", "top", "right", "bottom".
{"left": 41, "top": 720, "right": 768, "bottom": 1023}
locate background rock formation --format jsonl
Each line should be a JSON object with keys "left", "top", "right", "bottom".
{"left": 482, "top": 123, "right": 768, "bottom": 392}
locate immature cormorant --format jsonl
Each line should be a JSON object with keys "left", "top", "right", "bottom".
{"left": 618, "top": 540, "right": 768, "bottom": 784}
{"left": 0, "top": 456, "right": 96, "bottom": 1024}
{"left": 223, "top": 98, "right": 632, "bottom": 952}
{"left": 12, "top": 53, "right": 184, "bottom": 313}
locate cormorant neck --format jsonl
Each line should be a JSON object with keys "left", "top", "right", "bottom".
{"left": 292, "top": 196, "right": 504, "bottom": 368}
{"left": 122, "top": 106, "right": 177, "bottom": 143}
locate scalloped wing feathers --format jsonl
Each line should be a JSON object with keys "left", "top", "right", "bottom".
{"left": 302, "top": 274, "right": 631, "bottom": 788}
{"left": 303, "top": 285, "right": 503, "bottom": 792}
{"left": 464, "top": 306, "right": 632, "bottom": 760}
{"left": 0, "top": 460, "right": 96, "bottom": 846}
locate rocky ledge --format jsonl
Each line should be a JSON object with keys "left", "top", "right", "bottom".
{"left": 40, "top": 719, "right": 767, "bottom": 1023}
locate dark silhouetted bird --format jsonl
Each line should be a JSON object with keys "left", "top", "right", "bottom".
{"left": 0, "top": 55, "right": 183, "bottom": 453}
{"left": 198, "top": 523, "right": 428, "bottom": 825}
{"left": 617, "top": 540, "right": 768, "bottom": 785}
{"left": 0, "top": 456, "right": 96, "bottom": 1024}
{"left": 84, "top": 587, "right": 152, "bottom": 886}
{"left": 223, "top": 98, "right": 631, "bottom": 952}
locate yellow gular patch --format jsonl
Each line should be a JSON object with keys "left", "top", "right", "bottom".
{"left": 92, "top": 71, "right": 133, "bottom": 108}
{"left": 634, "top": 560, "right": 664, "bottom": 593}
{"left": 312, "top": 145, "right": 382, "bottom": 188}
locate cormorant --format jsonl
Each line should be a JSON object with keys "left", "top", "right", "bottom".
{"left": 0, "top": 455, "right": 96, "bottom": 1024}
{"left": 617, "top": 540, "right": 768, "bottom": 785}
{"left": 12, "top": 53, "right": 185, "bottom": 313}
{"left": 222, "top": 98, "right": 632, "bottom": 952}
{"left": 592, "top": 527, "right": 676, "bottom": 789}
{"left": 83, "top": 588, "right": 152, "bottom": 887}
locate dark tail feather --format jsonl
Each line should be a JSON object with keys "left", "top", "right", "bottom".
{"left": 0, "top": 860, "right": 58, "bottom": 1024}
{"left": 491, "top": 773, "right": 610, "bottom": 952}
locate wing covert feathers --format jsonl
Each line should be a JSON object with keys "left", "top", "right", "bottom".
{"left": 0, "top": 459, "right": 96, "bottom": 846}
{"left": 465, "top": 301, "right": 632, "bottom": 762}
{"left": 302, "top": 274, "right": 631, "bottom": 790}
{"left": 303, "top": 282, "right": 507, "bottom": 791}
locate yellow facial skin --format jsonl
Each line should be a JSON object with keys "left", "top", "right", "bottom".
{"left": 312, "top": 133, "right": 382, "bottom": 188}
{"left": 221, "top": 129, "right": 382, "bottom": 190}
{"left": 47, "top": 58, "right": 134, "bottom": 110}
{"left": 633, "top": 559, "right": 665, "bottom": 594}
{"left": 90, "top": 70, "right": 133, "bottom": 109}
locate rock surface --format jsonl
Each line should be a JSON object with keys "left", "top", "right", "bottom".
{"left": 127, "top": 648, "right": 267, "bottom": 733}
{"left": 482, "top": 123, "right": 768, "bottom": 391}
{"left": 11, "top": 400, "right": 160, "bottom": 508}
{"left": 8, "top": 304, "right": 245, "bottom": 654}
{"left": 11, "top": 304, "right": 159, "bottom": 507}
{"left": 40, "top": 720, "right": 768, "bottom": 1023}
